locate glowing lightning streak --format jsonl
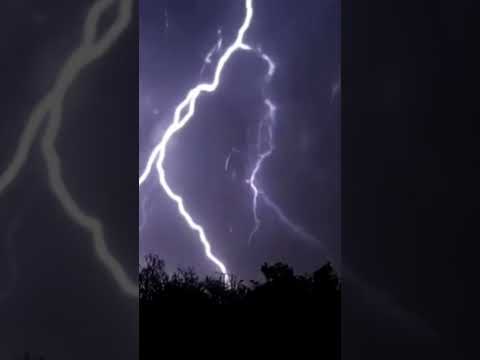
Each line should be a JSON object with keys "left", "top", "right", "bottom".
{"left": 247, "top": 48, "right": 333, "bottom": 263}
{"left": 224, "top": 147, "right": 240, "bottom": 172}
{"left": 236, "top": 15, "right": 430, "bottom": 340}
{"left": 140, "top": 0, "right": 255, "bottom": 285}
{"left": 0, "top": 0, "right": 137, "bottom": 297}
{"left": 139, "top": 196, "right": 148, "bottom": 231}
{"left": 139, "top": 187, "right": 153, "bottom": 232}
{"left": 164, "top": 8, "right": 169, "bottom": 31}
{"left": 247, "top": 47, "right": 332, "bottom": 261}
{"left": 262, "top": 193, "right": 327, "bottom": 251}
{"left": 247, "top": 48, "right": 277, "bottom": 244}
{"left": 200, "top": 28, "right": 223, "bottom": 78}
{"left": 43, "top": 0, "right": 137, "bottom": 297}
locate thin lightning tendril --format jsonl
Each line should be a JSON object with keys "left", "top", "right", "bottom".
{"left": 262, "top": 194, "right": 325, "bottom": 250}
{"left": 139, "top": 0, "right": 255, "bottom": 286}
{"left": 200, "top": 28, "right": 223, "bottom": 78}
{"left": 246, "top": 48, "right": 331, "bottom": 261}
{"left": 224, "top": 147, "right": 240, "bottom": 173}
{"left": 246, "top": 48, "right": 277, "bottom": 244}
{"left": 139, "top": 187, "right": 153, "bottom": 232}
{"left": 141, "top": 0, "right": 329, "bottom": 281}
{"left": 0, "top": 0, "right": 137, "bottom": 297}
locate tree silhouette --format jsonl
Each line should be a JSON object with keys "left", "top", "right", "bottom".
{"left": 140, "top": 254, "right": 340, "bottom": 359}
{"left": 139, "top": 254, "right": 341, "bottom": 306}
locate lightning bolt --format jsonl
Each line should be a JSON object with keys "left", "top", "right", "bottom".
{"left": 262, "top": 193, "right": 328, "bottom": 251}
{"left": 216, "top": 15, "right": 427, "bottom": 338}
{"left": 246, "top": 48, "right": 277, "bottom": 244}
{"left": 139, "top": 0, "right": 256, "bottom": 286}
{"left": 0, "top": 0, "right": 137, "bottom": 297}
{"left": 246, "top": 47, "right": 331, "bottom": 260}
{"left": 200, "top": 28, "right": 223, "bottom": 78}
{"left": 164, "top": 8, "right": 169, "bottom": 31}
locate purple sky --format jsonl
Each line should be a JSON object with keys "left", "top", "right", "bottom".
{"left": 139, "top": 0, "right": 340, "bottom": 281}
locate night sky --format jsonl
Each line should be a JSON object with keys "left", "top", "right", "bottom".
{"left": 139, "top": 0, "right": 340, "bottom": 282}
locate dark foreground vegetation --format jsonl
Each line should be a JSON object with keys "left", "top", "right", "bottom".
{"left": 140, "top": 254, "right": 340, "bottom": 359}
{"left": 140, "top": 254, "right": 340, "bottom": 305}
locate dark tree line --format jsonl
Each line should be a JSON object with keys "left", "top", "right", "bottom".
{"left": 139, "top": 254, "right": 341, "bottom": 306}
{"left": 140, "top": 254, "right": 341, "bottom": 359}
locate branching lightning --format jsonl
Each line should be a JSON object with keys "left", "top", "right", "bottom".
{"left": 262, "top": 194, "right": 326, "bottom": 250}
{"left": 246, "top": 48, "right": 277, "bottom": 244}
{"left": 139, "top": 0, "right": 255, "bottom": 286}
{"left": 139, "top": 187, "right": 153, "bottom": 233}
{"left": 0, "top": 0, "right": 137, "bottom": 297}
{"left": 246, "top": 46, "right": 330, "bottom": 260}
{"left": 141, "top": 0, "right": 331, "bottom": 283}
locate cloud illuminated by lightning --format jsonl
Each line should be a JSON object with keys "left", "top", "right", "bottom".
{"left": 0, "top": 0, "right": 137, "bottom": 297}
{"left": 139, "top": 0, "right": 256, "bottom": 285}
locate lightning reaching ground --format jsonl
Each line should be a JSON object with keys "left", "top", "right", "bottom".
{"left": 0, "top": 0, "right": 137, "bottom": 297}
{"left": 139, "top": 0, "right": 257, "bottom": 285}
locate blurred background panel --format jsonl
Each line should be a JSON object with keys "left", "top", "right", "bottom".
{"left": 0, "top": 1, "right": 138, "bottom": 359}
